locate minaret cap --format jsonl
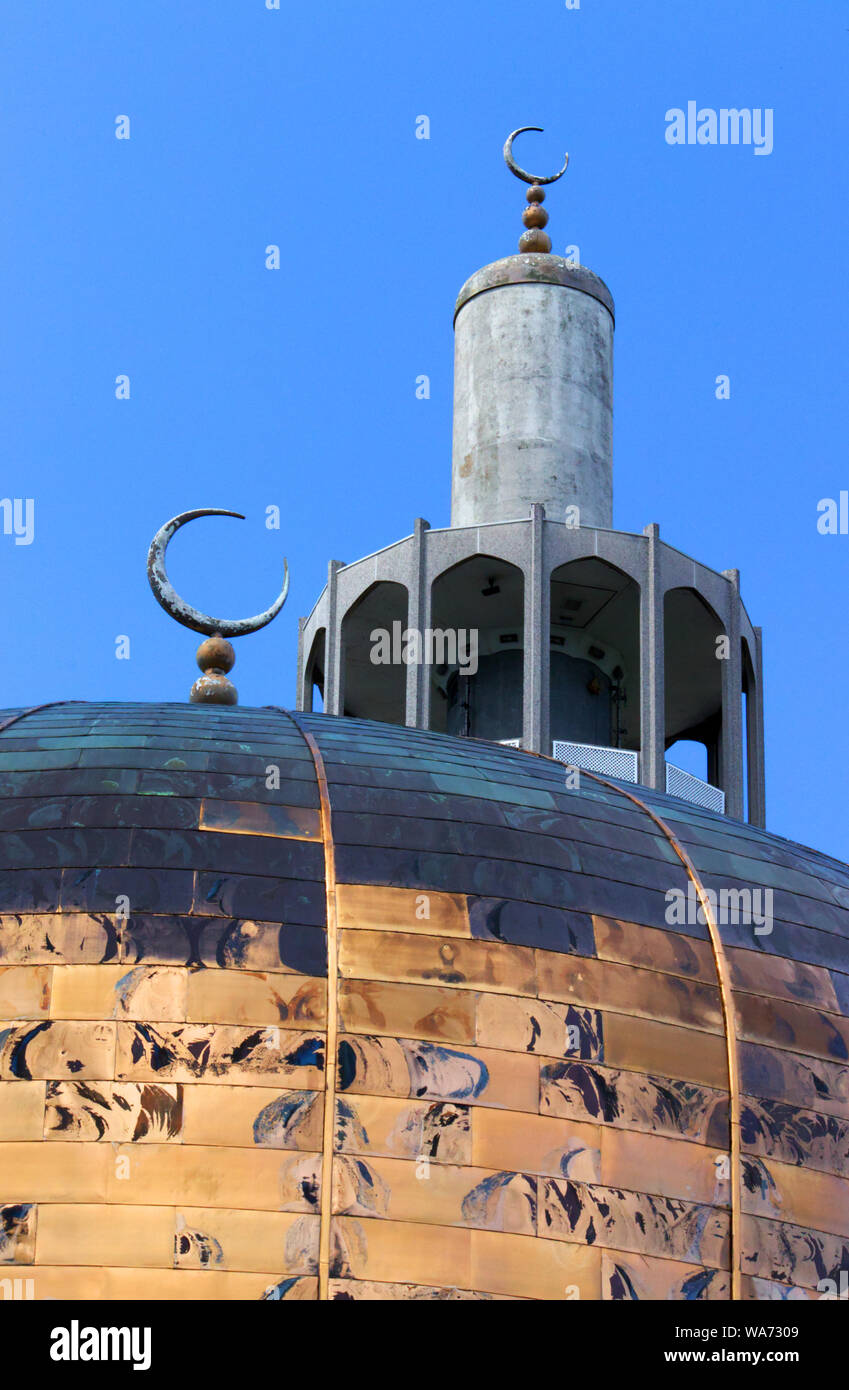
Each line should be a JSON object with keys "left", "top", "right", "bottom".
{"left": 503, "top": 126, "right": 569, "bottom": 254}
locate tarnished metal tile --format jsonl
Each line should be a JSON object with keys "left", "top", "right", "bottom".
{"left": 541, "top": 1060, "right": 728, "bottom": 1145}
{"left": 603, "top": 1251, "right": 730, "bottom": 1300}
{"left": 45, "top": 1080, "right": 183, "bottom": 1142}
{"left": 476, "top": 993, "right": 602, "bottom": 1060}
{"left": 741, "top": 1153, "right": 849, "bottom": 1236}
{"left": 115, "top": 1022, "right": 325, "bottom": 1087}
{"left": 0, "top": 913, "right": 119, "bottom": 966}
{"left": 337, "top": 1035, "right": 539, "bottom": 1112}
{"left": 736, "top": 990, "right": 849, "bottom": 1064}
{"left": 741, "top": 1094, "right": 849, "bottom": 1178}
{"left": 181, "top": 1085, "right": 322, "bottom": 1152}
{"left": 0, "top": 1019, "right": 115, "bottom": 1080}
{"left": 192, "top": 871, "right": 325, "bottom": 926}
{"left": 540, "top": 1178, "right": 729, "bottom": 1267}
{"left": 187, "top": 969, "right": 325, "bottom": 1028}
{"left": 335, "top": 1095, "right": 471, "bottom": 1166}
{"left": 469, "top": 896, "right": 595, "bottom": 956}
{"left": 0, "top": 1203, "right": 36, "bottom": 1263}
{"left": 739, "top": 1041, "right": 849, "bottom": 1119}
{"left": 728, "top": 944, "right": 840, "bottom": 1012}
{"left": 741, "top": 1212, "right": 849, "bottom": 1291}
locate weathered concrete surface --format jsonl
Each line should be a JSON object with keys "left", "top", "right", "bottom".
{"left": 451, "top": 255, "right": 615, "bottom": 530}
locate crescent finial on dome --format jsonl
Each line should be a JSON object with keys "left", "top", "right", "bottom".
{"left": 146, "top": 508, "right": 290, "bottom": 705}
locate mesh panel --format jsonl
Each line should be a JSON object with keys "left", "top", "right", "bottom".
{"left": 551, "top": 741, "right": 639, "bottom": 782}
{"left": 665, "top": 761, "right": 726, "bottom": 814}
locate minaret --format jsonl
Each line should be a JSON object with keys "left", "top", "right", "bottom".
{"left": 297, "top": 130, "right": 765, "bottom": 826}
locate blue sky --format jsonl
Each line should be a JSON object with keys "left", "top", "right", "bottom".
{"left": 1, "top": 0, "right": 847, "bottom": 859}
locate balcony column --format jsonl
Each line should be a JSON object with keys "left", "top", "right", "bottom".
{"left": 721, "top": 569, "right": 744, "bottom": 819}
{"left": 523, "top": 504, "right": 549, "bottom": 753}
{"left": 405, "top": 518, "right": 431, "bottom": 729}
{"left": 639, "top": 523, "right": 665, "bottom": 791}
{"left": 323, "top": 559, "right": 345, "bottom": 717}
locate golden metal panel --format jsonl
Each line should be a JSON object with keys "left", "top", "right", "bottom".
{"left": 199, "top": 798, "right": 321, "bottom": 841}
{"left": 0, "top": 1141, "right": 108, "bottom": 1202}
{"left": 601, "top": 1128, "right": 728, "bottom": 1206}
{"left": 29, "top": 1267, "right": 315, "bottom": 1300}
{"left": 331, "top": 1213, "right": 472, "bottom": 1289}
{"left": 175, "top": 1207, "right": 319, "bottom": 1274}
{"left": 0, "top": 964, "right": 50, "bottom": 1018}
{"left": 336, "top": 884, "right": 470, "bottom": 938}
{"left": 333, "top": 1154, "right": 536, "bottom": 1235}
{"left": 50, "top": 965, "right": 187, "bottom": 1022}
{"left": 327, "top": 1278, "right": 519, "bottom": 1300}
{"left": 603, "top": 1013, "right": 728, "bottom": 1090}
{"left": 537, "top": 951, "right": 722, "bottom": 1033}
{"left": 339, "top": 978, "right": 475, "bottom": 1046}
{"left": 186, "top": 969, "right": 326, "bottom": 1029}
{"left": 470, "top": 1227, "right": 601, "bottom": 1300}
{"left": 593, "top": 916, "right": 716, "bottom": 984}
{"left": 728, "top": 946, "right": 840, "bottom": 1012}
{"left": 104, "top": 1142, "right": 321, "bottom": 1211}
{"left": 471, "top": 1107, "right": 601, "bottom": 1181}
{"left": 339, "top": 928, "right": 536, "bottom": 998}
{"left": 182, "top": 1084, "right": 321, "bottom": 1151}
{"left": 0, "top": 1081, "right": 45, "bottom": 1141}
{"left": 36, "top": 1203, "right": 174, "bottom": 1269}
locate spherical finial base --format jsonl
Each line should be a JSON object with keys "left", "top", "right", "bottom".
{"left": 190, "top": 633, "right": 238, "bottom": 705}
{"left": 518, "top": 227, "right": 552, "bottom": 254}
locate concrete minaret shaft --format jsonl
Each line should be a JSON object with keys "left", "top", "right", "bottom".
{"left": 451, "top": 255, "right": 614, "bottom": 528}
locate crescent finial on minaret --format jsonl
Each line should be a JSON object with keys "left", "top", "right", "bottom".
{"left": 146, "top": 508, "right": 290, "bottom": 705}
{"left": 503, "top": 126, "right": 569, "bottom": 254}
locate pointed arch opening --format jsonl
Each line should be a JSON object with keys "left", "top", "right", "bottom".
{"left": 428, "top": 554, "right": 524, "bottom": 740}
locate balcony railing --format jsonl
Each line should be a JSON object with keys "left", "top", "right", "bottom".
{"left": 552, "top": 740, "right": 640, "bottom": 782}
{"left": 665, "top": 761, "right": 725, "bottom": 814}
{"left": 549, "top": 740, "right": 726, "bottom": 814}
